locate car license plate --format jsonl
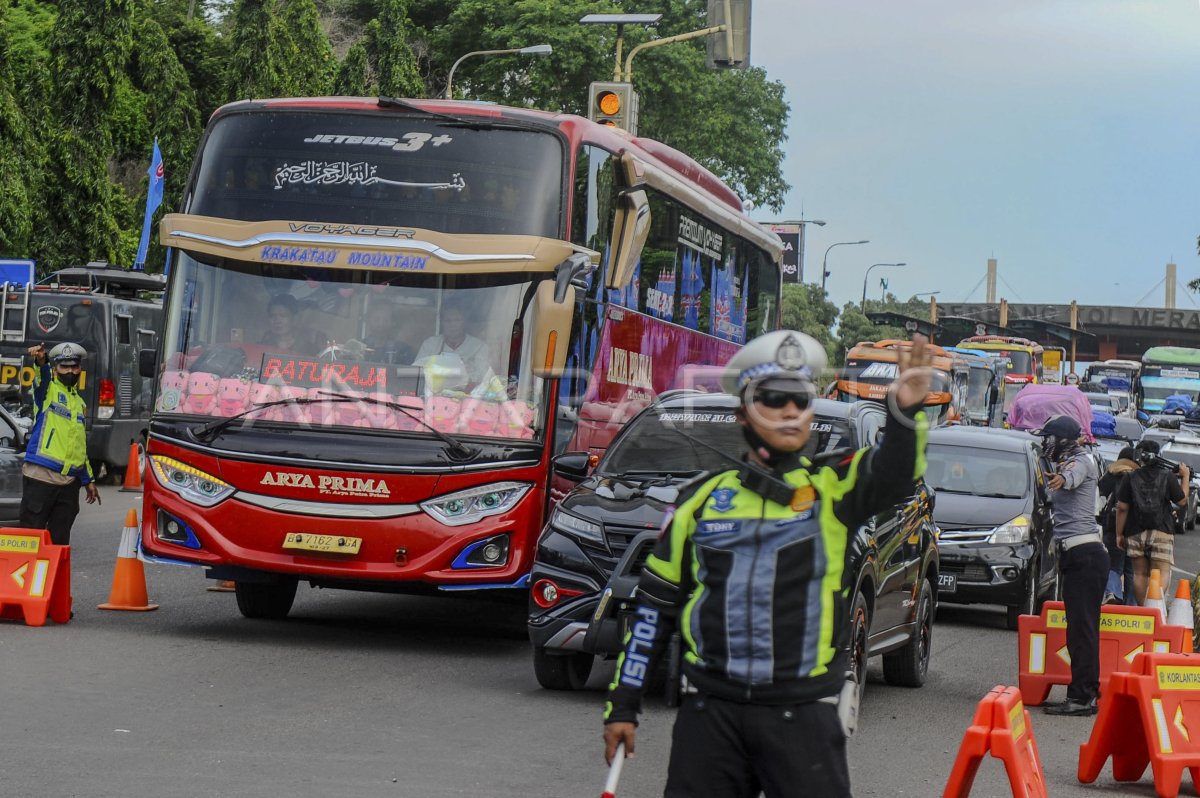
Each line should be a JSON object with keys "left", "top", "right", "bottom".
{"left": 938, "top": 573, "right": 957, "bottom": 593}
{"left": 282, "top": 533, "right": 361, "bottom": 554}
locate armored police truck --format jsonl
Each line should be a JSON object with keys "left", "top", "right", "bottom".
{"left": 0, "top": 262, "right": 164, "bottom": 476}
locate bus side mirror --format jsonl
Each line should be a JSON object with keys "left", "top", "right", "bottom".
{"left": 606, "top": 189, "right": 650, "bottom": 290}
{"left": 138, "top": 348, "right": 157, "bottom": 379}
{"left": 531, "top": 279, "right": 576, "bottom": 378}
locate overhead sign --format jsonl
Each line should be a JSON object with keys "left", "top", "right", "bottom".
{"left": 766, "top": 224, "right": 802, "bottom": 284}
{"left": 0, "top": 259, "right": 34, "bottom": 286}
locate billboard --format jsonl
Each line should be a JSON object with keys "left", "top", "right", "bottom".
{"left": 0, "top": 259, "right": 34, "bottom": 286}
{"left": 766, "top": 224, "right": 802, "bottom": 283}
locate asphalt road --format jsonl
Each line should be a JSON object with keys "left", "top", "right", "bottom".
{"left": 3, "top": 486, "right": 1199, "bottom": 797}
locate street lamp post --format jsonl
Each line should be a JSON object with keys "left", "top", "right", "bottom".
{"left": 861, "top": 262, "right": 906, "bottom": 307}
{"left": 444, "top": 44, "right": 553, "bottom": 100}
{"left": 820, "top": 240, "right": 869, "bottom": 294}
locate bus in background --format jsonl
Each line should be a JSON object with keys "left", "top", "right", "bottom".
{"left": 958, "top": 335, "right": 1044, "bottom": 411}
{"left": 943, "top": 346, "right": 1007, "bottom": 427}
{"left": 1139, "top": 347, "right": 1200, "bottom": 413}
{"left": 139, "top": 97, "right": 783, "bottom": 619}
{"left": 1085, "top": 358, "right": 1140, "bottom": 416}
{"left": 1041, "top": 346, "right": 1067, "bottom": 384}
{"left": 837, "top": 339, "right": 967, "bottom": 424}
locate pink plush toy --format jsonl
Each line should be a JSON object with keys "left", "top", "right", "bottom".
{"left": 459, "top": 398, "right": 500, "bottom": 436}
{"left": 249, "top": 383, "right": 279, "bottom": 419}
{"left": 156, "top": 369, "right": 189, "bottom": 413}
{"left": 360, "top": 391, "right": 399, "bottom": 430}
{"left": 425, "top": 395, "right": 461, "bottom": 433}
{"left": 307, "top": 388, "right": 337, "bottom": 426}
{"left": 181, "top": 372, "right": 219, "bottom": 415}
{"left": 501, "top": 400, "right": 535, "bottom": 439}
{"left": 393, "top": 396, "right": 425, "bottom": 431}
{"left": 275, "top": 385, "right": 308, "bottom": 424}
{"left": 216, "top": 378, "right": 251, "bottom": 417}
{"left": 334, "top": 391, "right": 365, "bottom": 427}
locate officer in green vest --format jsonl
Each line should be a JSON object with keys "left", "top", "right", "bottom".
{"left": 602, "top": 330, "right": 933, "bottom": 798}
{"left": 20, "top": 341, "right": 100, "bottom": 545}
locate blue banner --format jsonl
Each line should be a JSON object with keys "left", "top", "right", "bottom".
{"left": 134, "top": 140, "right": 165, "bottom": 271}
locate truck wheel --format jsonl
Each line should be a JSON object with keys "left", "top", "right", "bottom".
{"left": 234, "top": 579, "right": 298, "bottom": 619}
{"left": 532, "top": 646, "right": 593, "bottom": 691}
{"left": 883, "top": 579, "right": 933, "bottom": 687}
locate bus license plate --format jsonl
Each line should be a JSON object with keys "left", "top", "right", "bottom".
{"left": 938, "top": 573, "right": 957, "bottom": 593}
{"left": 282, "top": 533, "right": 361, "bottom": 554}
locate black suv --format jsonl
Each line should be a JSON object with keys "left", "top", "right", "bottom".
{"left": 528, "top": 393, "right": 940, "bottom": 702}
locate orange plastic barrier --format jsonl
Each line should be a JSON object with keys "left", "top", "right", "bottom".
{"left": 943, "top": 685, "right": 1048, "bottom": 798}
{"left": 1078, "top": 652, "right": 1200, "bottom": 797}
{"left": 1018, "top": 601, "right": 1191, "bottom": 706}
{"left": 0, "top": 528, "right": 71, "bottom": 626}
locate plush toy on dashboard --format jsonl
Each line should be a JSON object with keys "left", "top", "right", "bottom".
{"left": 458, "top": 398, "right": 500, "bottom": 436}
{"left": 274, "top": 385, "right": 308, "bottom": 424}
{"left": 333, "top": 390, "right": 365, "bottom": 427}
{"left": 216, "top": 378, "right": 251, "bottom": 417}
{"left": 501, "top": 400, "right": 535, "bottom": 439}
{"left": 156, "top": 369, "right": 189, "bottom": 413}
{"left": 392, "top": 396, "right": 425, "bottom": 431}
{"left": 181, "top": 372, "right": 219, "bottom": 415}
{"left": 358, "top": 391, "right": 399, "bottom": 430}
{"left": 248, "top": 382, "right": 279, "bottom": 419}
{"left": 307, "top": 387, "right": 337, "bottom": 426}
{"left": 425, "top": 394, "right": 461, "bottom": 433}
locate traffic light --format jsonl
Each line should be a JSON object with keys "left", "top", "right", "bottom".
{"left": 706, "top": 0, "right": 751, "bottom": 69}
{"left": 588, "top": 81, "right": 638, "bottom": 134}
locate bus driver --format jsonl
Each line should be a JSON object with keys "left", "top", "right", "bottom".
{"left": 413, "top": 301, "right": 491, "bottom": 388}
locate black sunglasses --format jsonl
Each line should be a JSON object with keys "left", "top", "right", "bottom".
{"left": 752, "top": 390, "right": 812, "bottom": 410}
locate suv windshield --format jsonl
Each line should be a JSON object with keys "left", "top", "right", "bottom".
{"left": 926, "top": 444, "right": 1029, "bottom": 498}
{"left": 156, "top": 251, "right": 546, "bottom": 441}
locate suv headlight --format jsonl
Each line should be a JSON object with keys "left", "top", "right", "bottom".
{"left": 149, "top": 455, "right": 236, "bottom": 507}
{"left": 421, "top": 481, "right": 531, "bottom": 527}
{"left": 548, "top": 508, "right": 604, "bottom": 545}
{"left": 988, "top": 515, "right": 1031, "bottom": 545}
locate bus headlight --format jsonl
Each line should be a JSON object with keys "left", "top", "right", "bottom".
{"left": 421, "top": 481, "right": 531, "bottom": 527}
{"left": 149, "top": 455, "right": 236, "bottom": 507}
{"left": 988, "top": 515, "right": 1031, "bottom": 545}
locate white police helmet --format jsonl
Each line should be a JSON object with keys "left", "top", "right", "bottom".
{"left": 721, "top": 330, "right": 828, "bottom": 398}
{"left": 48, "top": 342, "right": 86, "bottom": 366}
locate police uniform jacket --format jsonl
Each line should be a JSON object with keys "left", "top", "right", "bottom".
{"left": 25, "top": 364, "right": 94, "bottom": 484}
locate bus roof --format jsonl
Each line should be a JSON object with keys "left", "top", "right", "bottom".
{"left": 1143, "top": 347, "right": 1200, "bottom": 366}
{"left": 847, "top": 339, "right": 958, "bottom": 367}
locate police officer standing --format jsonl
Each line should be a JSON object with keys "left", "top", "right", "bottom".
{"left": 1038, "top": 415, "right": 1107, "bottom": 717}
{"left": 20, "top": 342, "right": 100, "bottom": 545}
{"left": 602, "top": 330, "right": 933, "bottom": 797}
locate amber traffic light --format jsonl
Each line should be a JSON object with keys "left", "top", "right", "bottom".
{"left": 587, "top": 81, "right": 638, "bottom": 133}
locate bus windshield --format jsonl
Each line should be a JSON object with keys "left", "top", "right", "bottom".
{"left": 997, "top": 349, "right": 1032, "bottom": 375}
{"left": 965, "top": 365, "right": 993, "bottom": 422}
{"left": 188, "top": 110, "right": 565, "bottom": 238}
{"left": 158, "top": 251, "right": 546, "bottom": 440}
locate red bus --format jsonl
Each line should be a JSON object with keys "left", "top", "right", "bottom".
{"left": 139, "top": 97, "right": 783, "bottom": 618}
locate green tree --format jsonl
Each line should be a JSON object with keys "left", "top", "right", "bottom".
{"left": 333, "top": 41, "right": 371, "bottom": 95}
{"left": 224, "top": 0, "right": 293, "bottom": 100}
{"left": 0, "top": 6, "right": 41, "bottom": 255}
{"left": 834, "top": 294, "right": 936, "bottom": 365}
{"left": 373, "top": 0, "right": 422, "bottom": 97}
{"left": 279, "top": 0, "right": 336, "bottom": 95}
{"left": 37, "top": 0, "right": 134, "bottom": 269}
{"left": 780, "top": 283, "right": 839, "bottom": 363}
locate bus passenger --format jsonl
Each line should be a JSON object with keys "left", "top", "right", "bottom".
{"left": 414, "top": 302, "right": 491, "bottom": 387}
{"left": 363, "top": 303, "right": 414, "bottom": 365}
{"left": 262, "top": 294, "right": 325, "bottom": 355}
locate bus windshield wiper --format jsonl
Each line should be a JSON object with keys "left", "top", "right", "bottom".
{"left": 189, "top": 392, "right": 479, "bottom": 462}
{"left": 317, "top": 391, "right": 478, "bottom": 461}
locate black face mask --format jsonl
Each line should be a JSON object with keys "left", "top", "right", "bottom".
{"left": 56, "top": 371, "right": 80, "bottom": 388}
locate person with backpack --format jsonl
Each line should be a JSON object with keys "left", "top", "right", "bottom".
{"left": 1098, "top": 446, "right": 1138, "bottom": 604}
{"left": 1116, "top": 439, "right": 1190, "bottom": 605}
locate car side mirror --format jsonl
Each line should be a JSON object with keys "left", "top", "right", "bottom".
{"left": 552, "top": 451, "right": 593, "bottom": 481}
{"left": 138, "top": 348, "right": 157, "bottom": 379}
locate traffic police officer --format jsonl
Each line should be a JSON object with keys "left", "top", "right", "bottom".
{"left": 602, "top": 330, "right": 932, "bottom": 797}
{"left": 20, "top": 342, "right": 100, "bottom": 545}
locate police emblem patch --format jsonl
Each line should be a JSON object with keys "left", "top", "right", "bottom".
{"left": 709, "top": 488, "right": 737, "bottom": 513}
{"left": 790, "top": 485, "right": 816, "bottom": 513}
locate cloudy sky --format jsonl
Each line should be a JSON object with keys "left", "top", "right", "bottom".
{"left": 751, "top": 0, "right": 1200, "bottom": 310}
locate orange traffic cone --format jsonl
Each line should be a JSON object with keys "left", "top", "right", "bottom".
{"left": 98, "top": 508, "right": 159, "bottom": 611}
{"left": 207, "top": 580, "right": 236, "bottom": 593}
{"left": 118, "top": 439, "right": 143, "bottom": 493}
{"left": 1168, "top": 579, "right": 1195, "bottom": 652}
{"left": 1145, "top": 574, "right": 1167, "bottom": 625}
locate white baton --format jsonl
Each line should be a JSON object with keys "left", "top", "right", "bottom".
{"left": 602, "top": 742, "right": 625, "bottom": 798}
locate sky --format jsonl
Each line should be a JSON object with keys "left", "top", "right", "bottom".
{"left": 751, "top": 0, "right": 1200, "bottom": 311}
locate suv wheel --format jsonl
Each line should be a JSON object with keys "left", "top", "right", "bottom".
{"left": 532, "top": 647, "right": 593, "bottom": 691}
{"left": 1006, "top": 562, "right": 1039, "bottom": 631}
{"left": 883, "top": 579, "right": 933, "bottom": 687}
{"left": 849, "top": 591, "right": 870, "bottom": 706}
